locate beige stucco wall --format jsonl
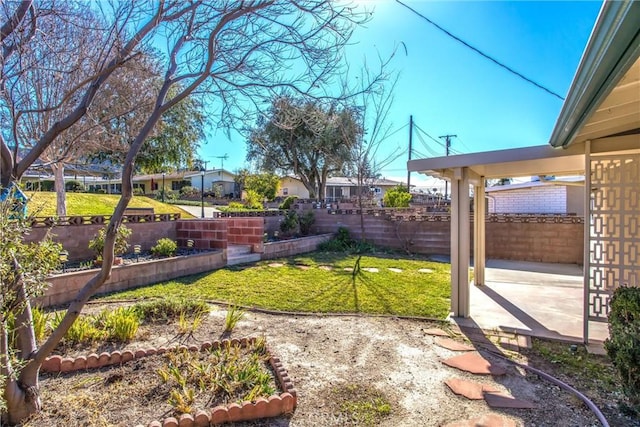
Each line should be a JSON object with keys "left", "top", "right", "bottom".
{"left": 278, "top": 177, "right": 309, "bottom": 198}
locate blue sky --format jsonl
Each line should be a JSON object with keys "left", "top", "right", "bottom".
{"left": 198, "top": 1, "right": 602, "bottom": 189}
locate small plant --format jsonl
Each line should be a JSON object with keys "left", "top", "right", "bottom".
{"left": 605, "top": 285, "right": 640, "bottom": 414}
{"left": 179, "top": 186, "right": 199, "bottom": 198}
{"left": 103, "top": 307, "right": 140, "bottom": 342}
{"left": 52, "top": 312, "right": 103, "bottom": 345}
{"left": 134, "top": 298, "right": 210, "bottom": 323}
{"left": 151, "top": 238, "right": 178, "bottom": 257}
{"left": 279, "top": 210, "right": 298, "bottom": 235}
{"left": 177, "top": 310, "right": 205, "bottom": 335}
{"left": 88, "top": 224, "right": 132, "bottom": 260}
{"left": 224, "top": 305, "right": 245, "bottom": 333}
{"left": 298, "top": 210, "right": 315, "bottom": 236}
{"left": 32, "top": 307, "right": 50, "bottom": 342}
{"left": 278, "top": 195, "right": 298, "bottom": 210}
{"left": 334, "top": 384, "right": 392, "bottom": 426}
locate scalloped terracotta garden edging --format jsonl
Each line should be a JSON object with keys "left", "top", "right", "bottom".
{"left": 41, "top": 337, "right": 297, "bottom": 426}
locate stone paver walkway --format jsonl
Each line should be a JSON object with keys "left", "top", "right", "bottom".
{"left": 426, "top": 327, "right": 537, "bottom": 427}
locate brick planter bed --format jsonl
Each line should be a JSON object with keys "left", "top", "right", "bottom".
{"left": 41, "top": 337, "right": 297, "bottom": 426}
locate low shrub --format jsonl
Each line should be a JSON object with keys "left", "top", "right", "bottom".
{"left": 298, "top": 210, "right": 315, "bottom": 236}
{"left": 383, "top": 185, "right": 412, "bottom": 208}
{"left": 179, "top": 186, "right": 200, "bottom": 197}
{"left": 133, "top": 187, "right": 145, "bottom": 196}
{"left": 151, "top": 238, "right": 178, "bottom": 257}
{"left": 319, "top": 227, "right": 375, "bottom": 254}
{"left": 243, "top": 189, "right": 263, "bottom": 209}
{"left": 279, "top": 195, "right": 298, "bottom": 210}
{"left": 88, "top": 224, "right": 132, "bottom": 259}
{"left": 279, "top": 210, "right": 298, "bottom": 235}
{"left": 605, "top": 285, "right": 640, "bottom": 414}
{"left": 65, "top": 180, "right": 85, "bottom": 192}
{"left": 224, "top": 304, "right": 245, "bottom": 333}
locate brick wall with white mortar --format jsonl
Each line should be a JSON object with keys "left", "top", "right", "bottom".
{"left": 488, "top": 186, "right": 567, "bottom": 214}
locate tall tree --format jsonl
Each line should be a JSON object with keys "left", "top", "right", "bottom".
{"left": 0, "top": 1, "right": 383, "bottom": 423}
{"left": 246, "top": 96, "right": 362, "bottom": 200}
{"left": 92, "top": 84, "right": 207, "bottom": 174}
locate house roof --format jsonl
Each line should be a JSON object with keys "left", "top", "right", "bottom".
{"left": 132, "top": 171, "right": 196, "bottom": 181}
{"left": 325, "top": 177, "right": 403, "bottom": 187}
{"left": 548, "top": 0, "right": 640, "bottom": 148}
{"left": 184, "top": 169, "right": 235, "bottom": 179}
{"left": 485, "top": 177, "right": 584, "bottom": 193}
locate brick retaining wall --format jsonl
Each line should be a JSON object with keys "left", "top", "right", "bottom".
{"left": 25, "top": 221, "right": 177, "bottom": 262}
{"left": 227, "top": 217, "right": 265, "bottom": 253}
{"left": 39, "top": 251, "right": 226, "bottom": 308}
{"left": 263, "top": 234, "right": 333, "bottom": 260}
{"left": 176, "top": 220, "right": 227, "bottom": 250}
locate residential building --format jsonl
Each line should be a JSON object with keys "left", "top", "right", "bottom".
{"left": 486, "top": 177, "right": 584, "bottom": 215}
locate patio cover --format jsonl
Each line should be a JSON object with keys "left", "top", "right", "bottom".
{"left": 407, "top": 0, "right": 640, "bottom": 332}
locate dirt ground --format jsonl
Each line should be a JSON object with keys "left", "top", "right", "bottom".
{"left": 28, "top": 302, "right": 636, "bottom": 427}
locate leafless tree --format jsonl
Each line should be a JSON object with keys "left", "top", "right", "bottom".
{"left": 345, "top": 59, "right": 402, "bottom": 239}
{"left": 0, "top": 1, "right": 383, "bottom": 423}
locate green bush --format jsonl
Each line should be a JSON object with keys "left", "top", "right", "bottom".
{"left": 605, "top": 285, "right": 640, "bottom": 413}
{"left": 279, "top": 195, "right": 298, "bottom": 210}
{"left": 298, "top": 210, "right": 315, "bottom": 236}
{"left": 279, "top": 210, "right": 298, "bottom": 235}
{"left": 133, "top": 187, "right": 145, "bottom": 196}
{"left": 65, "top": 180, "right": 85, "bottom": 192}
{"left": 151, "top": 238, "right": 178, "bottom": 257}
{"left": 226, "top": 202, "right": 247, "bottom": 210}
{"left": 179, "top": 186, "right": 200, "bottom": 197}
{"left": 88, "top": 224, "right": 132, "bottom": 259}
{"left": 244, "top": 189, "right": 263, "bottom": 209}
{"left": 155, "top": 189, "right": 178, "bottom": 201}
{"left": 383, "top": 185, "right": 412, "bottom": 208}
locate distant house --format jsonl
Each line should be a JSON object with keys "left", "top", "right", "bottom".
{"left": 486, "top": 177, "right": 584, "bottom": 215}
{"left": 276, "top": 176, "right": 404, "bottom": 201}
{"left": 185, "top": 169, "right": 236, "bottom": 197}
{"left": 132, "top": 169, "right": 236, "bottom": 196}
{"left": 277, "top": 176, "right": 310, "bottom": 199}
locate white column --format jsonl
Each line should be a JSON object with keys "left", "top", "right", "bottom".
{"left": 474, "top": 179, "right": 486, "bottom": 286}
{"left": 450, "top": 167, "right": 470, "bottom": 317}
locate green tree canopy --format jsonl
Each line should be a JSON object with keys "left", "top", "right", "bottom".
{"left": 383, "top": 185, "right": 412, "bottom": 208}
{"left": 246, "top": 96, "right": 362, "bottom": 200}
{"left": 245, "top": 173, "right": 280, "bottom": 201}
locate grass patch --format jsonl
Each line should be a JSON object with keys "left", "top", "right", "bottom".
{"left": 332, "top": 384, "right": 392, "bottom": 426}
{"left": 100, "top": 252, "right": 451, "bottom": 319}
{"left": 528, "top": 338, "right": 618, "bottom": 395}
{"left": 26, "top": 192, "right": 193, "bottom": 217}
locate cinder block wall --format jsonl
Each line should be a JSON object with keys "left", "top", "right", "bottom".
{"left": 24, "top": 221, "right": 177, "bottom": 261}
{"left": 176, "top": 220, "right": 227, "bottom": 250}
{"left": 485, "top": 221, "right": 583, "bottom": 264}
{"left": 308, "top": 209, "right": 584, "bottom": 264}
{"left": 226, "top": 218, "right": 264, "bottom": 253}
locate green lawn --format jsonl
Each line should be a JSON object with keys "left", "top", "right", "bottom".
{"left": 26, "top": 192, "right": 193, "bottom": 217}
{"left": 101, "top": 252, "right": 452, "bottom": 319}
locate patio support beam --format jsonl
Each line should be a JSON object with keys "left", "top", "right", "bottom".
{"left": 583, "top": 140, "right": 591, "bottom": 344}
{"left": 450, "top": 167, "right": 471, "bottom": 317}
{"left": 474, "top": 178, "right": 486, "bottom": 286}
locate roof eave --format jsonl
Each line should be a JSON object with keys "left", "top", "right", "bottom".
{"left": 548, "top": 0, "right": 640, "bottom": 148}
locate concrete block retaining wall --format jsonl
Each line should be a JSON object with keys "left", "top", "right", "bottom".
{"left": 263, "top": 234, "right": 333, "bottom": 260}
{"left": 39, "top": 251, "right": 225, "bottom": 308}
{"left": 24, "top": 221, "right": 177, "bottom": 262}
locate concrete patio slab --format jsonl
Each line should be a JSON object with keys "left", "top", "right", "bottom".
{"left": 449, "top": 259, "right": 609, "bottom": 343}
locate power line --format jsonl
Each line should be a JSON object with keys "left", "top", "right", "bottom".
{"left": 395, "top": 0, "right": 565, "bottom": 101}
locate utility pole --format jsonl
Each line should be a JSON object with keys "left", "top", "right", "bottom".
{"left": 407, "top": 115, "right": 413, "bottom": 190}
{"left": 439, "top": 134, "right": 456, "bottom": 199}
